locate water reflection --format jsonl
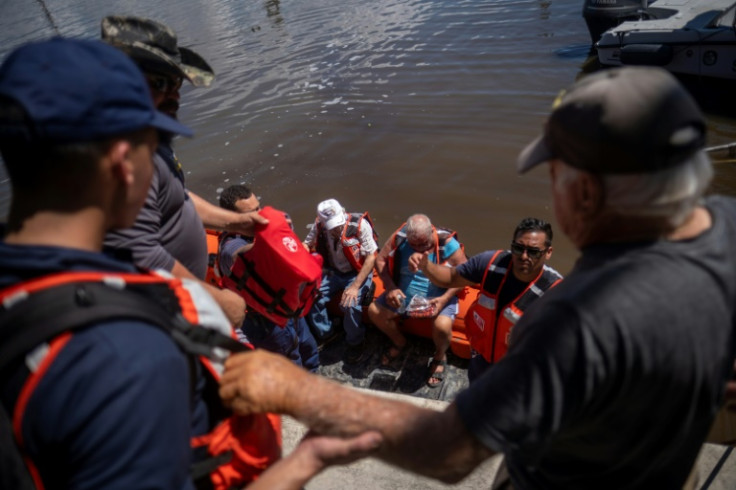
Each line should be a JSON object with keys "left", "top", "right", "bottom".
{"left": 1, "top": 0, "right": 736, "bottom": 275}
{"left": 265, "top": 0, "right": 282, "bottom": 23}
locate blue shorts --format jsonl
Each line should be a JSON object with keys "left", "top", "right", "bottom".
{"left": 375, "top": 292, "right": 459, "bottom": 319}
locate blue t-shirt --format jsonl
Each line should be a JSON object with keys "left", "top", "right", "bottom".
{"left": 218, "top": 234, "right": 253, "bottom": 276}
{"left": 0, "top": 243, "right": 196, "bottom": 490}
{"left": 396, "top": 237, "right": 461, "bottom": 299}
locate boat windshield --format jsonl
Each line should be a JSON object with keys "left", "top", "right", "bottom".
{"left": 714, "top": 6, "right": 736, "bottom": 28}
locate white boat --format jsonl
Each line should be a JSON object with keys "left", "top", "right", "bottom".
{"left": 596, "top": 0, "right": 736, "bottom": 81}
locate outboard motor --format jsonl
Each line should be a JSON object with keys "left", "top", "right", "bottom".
{"left": 582, "top": 0, "right": 654, "bottom": 45}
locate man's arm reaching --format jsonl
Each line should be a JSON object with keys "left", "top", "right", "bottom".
{"left": 219, "top": 350, "right": 494, "bottom": 483}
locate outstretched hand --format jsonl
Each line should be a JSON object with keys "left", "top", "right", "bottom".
{"left": 219, "top": 349, "right": 306, "bottom": 415}
{"left": 246, "top": 430, "right": 383, "bottom": 490}
{"left": 298, "top": 430, "right": 383, "bottom": 470}
{"left": 408, "top": 251, "right": 430, "bottom": 273}
{"left": 229, "top": 211, "right": 269, "bottom": 236}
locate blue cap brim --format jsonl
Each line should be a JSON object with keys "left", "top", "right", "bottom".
{"left": 150, "top": 111, "right": 193, "bottom": 138}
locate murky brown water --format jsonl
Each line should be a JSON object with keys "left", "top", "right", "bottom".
{"left": 3, "top": 0, "right": 736, "bottom": 274}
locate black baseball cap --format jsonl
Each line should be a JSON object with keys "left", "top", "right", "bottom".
{"left": 517, "top": 67, "right": 706, "bottom": 174}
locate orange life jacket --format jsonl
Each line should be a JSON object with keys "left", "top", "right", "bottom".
{"left": 0, "top": 271, "right": 282, "bottom": 490}
{"left": 314, "top": 211, "right": 378, "bottom": 272}
{"left": 465, "top": 250, "right": 562, "bottom": 363}
{"left": 385, "top": 223, "right": 461, "bottom": 283}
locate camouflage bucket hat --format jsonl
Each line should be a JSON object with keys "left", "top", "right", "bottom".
{"left": 101, "top": 15, "right": 214, "bottom": 88}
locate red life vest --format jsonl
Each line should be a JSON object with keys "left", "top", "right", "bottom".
{"left": 465, "top": 250, "right": 563, "bottom": 363}
{"left": 0, "top": 270, "right": 282, "bottom": 490}
{"left": 385, "top": 223, "right": 461, "bottom": 283}
{"left": 314, "top": 211, "right": 378, "bottom": 272}
{"left": 219, "top": 206, "right": 323, "bottom": 326}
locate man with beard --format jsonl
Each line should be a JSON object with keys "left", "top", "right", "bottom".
{"left": 101, "top": 16, "right": 262, "bottom": 325}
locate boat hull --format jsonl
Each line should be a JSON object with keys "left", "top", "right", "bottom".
{"left": 598, "top": 38, "right": 736, "bottom": 81}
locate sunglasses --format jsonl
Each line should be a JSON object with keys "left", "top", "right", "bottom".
{"left": 146, "top": 73, "right": 183, "bottom": 93}
{"left": 510, "top": 242, "right": 548, "bottom": 259}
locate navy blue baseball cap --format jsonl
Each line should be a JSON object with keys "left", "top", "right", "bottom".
{"left": 0, "top": 37, "right": 193, "bottom": 143}
{"left": 517, "top": 67, "right": 705, "bottom": 175}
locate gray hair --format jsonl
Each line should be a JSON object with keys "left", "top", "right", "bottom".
{"left": 405, "top": 214, "right": 433, "bottom": 241}
{"left": 556, "top": 151, "right": 713, "bottom": 228}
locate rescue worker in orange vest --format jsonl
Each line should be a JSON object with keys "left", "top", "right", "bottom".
{"left": 412, "top": 218, "right": 562, "bottom": 382}
{"left": 303, "top": 198, "right": 378, "bottom": 364}
{"left": 370, "top": 213, "right": 467, "bottom": 388}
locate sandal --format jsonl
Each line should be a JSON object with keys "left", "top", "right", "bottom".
{"left": 381, "top": 342, "right": 407, "bottom": 367}
{"left": 426, "top": 358, "right": 447, "bottom": 388}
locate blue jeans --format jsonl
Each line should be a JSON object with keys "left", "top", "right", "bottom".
{"left": 240, "top": 314, "right": 319, "bottom": 372}
{"left": 307, "top": 270, "right": 372, "bottom": 346}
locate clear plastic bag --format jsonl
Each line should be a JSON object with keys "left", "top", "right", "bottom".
{"left": 405, "top": 294, "right": 436, "bottom": 318}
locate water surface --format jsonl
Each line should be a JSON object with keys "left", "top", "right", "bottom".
{"left": 2, "top": 0, "right": 736, "bottom": 273}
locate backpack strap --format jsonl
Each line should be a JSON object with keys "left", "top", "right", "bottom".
{"left": 0, "top": 402, "right": 35, "bottom": 490}
{"left": 0, "top": 281, "right": 246, "bottom": 377}
{"left": 0, "top": 279, "right": 251, "bottom": 490}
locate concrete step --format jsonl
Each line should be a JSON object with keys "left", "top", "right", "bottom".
{"left": 281, "top": 387, "right": 736, "bottom": 489}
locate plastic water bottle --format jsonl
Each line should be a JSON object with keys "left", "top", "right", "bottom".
{"left": 396, "top": 293, "right": 407, "bottom": 314}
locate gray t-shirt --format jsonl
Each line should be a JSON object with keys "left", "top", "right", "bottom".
{"left": 456, "top": 195, "right": 736, "bottom": 490}
{"left": 104, "top": 146, "right": 208, "bottom": 279}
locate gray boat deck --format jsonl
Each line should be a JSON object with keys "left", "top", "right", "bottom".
{"left": 316, "top": 324, "right": 470, "bottom": 403}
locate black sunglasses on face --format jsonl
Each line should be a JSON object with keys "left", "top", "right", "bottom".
{"left": 510, "top": 242, "right": 547, "bottom": 259}
{"left": 146, "top": 73, "right": 183, "bottom": 93}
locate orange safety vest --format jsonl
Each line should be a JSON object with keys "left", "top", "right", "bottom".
{"left": 0, "top": 271, "right": 281, "bottom": 490}
{"left": 385, "top": 223, "right": 461, "bottom": 283}
{"left": 314, "top": 212, "right": 378, "bottom": 272}
{"left": 465, "top": 250, "right": 562, "bottom": 363}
